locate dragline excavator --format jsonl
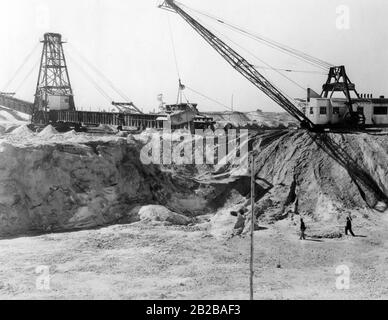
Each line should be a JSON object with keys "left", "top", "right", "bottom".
{"left": 160, "top": 0, "right": 315, "bottom": 130}
{"left": 160, "top": 0, "right": 379, "bottom": 131}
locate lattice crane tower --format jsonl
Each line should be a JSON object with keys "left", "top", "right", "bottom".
{"left": 33, "top": 33, "right": 75, "bottom": 116}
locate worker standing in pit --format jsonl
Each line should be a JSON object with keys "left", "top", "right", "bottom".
{"left": 300, "top": 218, "right": 306, "bottom": 240}
{"left": 230, "top": 209, "right": 246, "bottom": 238}
{"left": 345, "top": 214, "right": 355, "bottom": 237}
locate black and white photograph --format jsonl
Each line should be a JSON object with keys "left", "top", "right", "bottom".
{"left": 0, "top": 0, "right": 387, "bottom": 305}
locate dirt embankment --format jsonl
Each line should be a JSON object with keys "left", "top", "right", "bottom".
{"left": 0, "top": 127, "right": 251, "bottom": 236}
{"left": 202, "top": 110, "right": 297, "bottom": 129}
{"left": 0, "top": 136, "right": 204, "bottom": 236}
{"left": 210, "top": 130, "right": 388, "bottom": 238}
{"left": 250, "top": 131, "right": 388, "bottom": 222}
{"left": 0, "top": 126, "right": 387, "bottom": 238}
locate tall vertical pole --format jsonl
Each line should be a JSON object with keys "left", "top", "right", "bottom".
{"left": 250, "top": 152, "right": 255, "bottom": 300}
{"left": 44, "top": 41, "right": 48, "bottom": 113}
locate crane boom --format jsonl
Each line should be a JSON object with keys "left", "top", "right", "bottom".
{"left": 112, "top": 101, "right": 143, "bottom": 114}
{"left": 160, "top": 0, "right": 315, "bottom": 129}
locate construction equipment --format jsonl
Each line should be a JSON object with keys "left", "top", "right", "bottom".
{"left": 24, "top": 31, "right": 214, "bottom": 131}
{"left": 305, "top": 65, "right": 387, "bottom": 128}
{"left": 111, "top": 101, "right": 143, "bottom": 114}
{"left": 33, "top": 33, "right": 75, "bottom": 123}
{"left": 159, "top": 1, "right": 388, "bottom": 130}
{"left": 160, "top": 0, "right": 316, "bottom": 130}
{"left": 320, "top": 65, "right": 365, "bottom": 126}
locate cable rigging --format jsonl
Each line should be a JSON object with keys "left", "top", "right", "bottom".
{"left": 176, "top": 1, "right": 333, "bottom": 70}
{"left": 14, "top": 57, "right": 41, "bottom": 94}
{"left": 163, "top": 0, "right": 325, "bottom": 116}
{"left": 2, "top": 43, "right": 40, "bottom": 92}
{"left": 66, "top": 51, "right": 114, "bottom": 104}
{"left": 68, "top": 43, "right": 136, "bottom": 104}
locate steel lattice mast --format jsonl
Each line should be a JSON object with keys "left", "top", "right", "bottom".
{"left": 33, "top": 33, "right": 75, "bottom": 118}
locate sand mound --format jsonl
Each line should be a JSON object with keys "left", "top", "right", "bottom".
{"left": 64, "top": 129, "right": 77, "bottom": 136}
{"left": 0, "top": 139, "right": 204, "bottom": 236}
{"left": 205, "top": 130, "right": 388, "bottom": 238}
{"left": 97, "top": 124, "right": 118, "bottom": 133}
{"left": 204, "top": 112, "right": 250, "bottom": 124}
{"left": 246, "top": 110, "right": 297, "bottom": 128}
{"left": 63, "top": 130, "right": 78, "bottom": 138}
{"left": 0, "top": 105, "right": 30, "bottom": 135}
{"left": 9, "top": 124, "right": 33, "bottom": 137}
{"left": 0, "top": 105, "right": 30, "bottom": 122}
{"left": 210, "top": 206, "right": 243, "bottom": 239}
{"left": 37, "top": 125, "right": 59, "bottom": 138}
{"left": 202, "top": 110, "right": 297, "bottom": 129}
{"left": 249, "top": 131, "right": 388, "bottom": 222}
{"left": 138, "top": 205, "right": 191, "bottom": 225}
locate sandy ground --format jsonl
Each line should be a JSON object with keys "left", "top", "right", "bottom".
{"left": 0, "top": 212, "right": 387, "bottom": 300}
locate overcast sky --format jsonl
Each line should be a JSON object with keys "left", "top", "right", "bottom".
{"left": 0, "top": 0, "right": 387, "bottom": 113}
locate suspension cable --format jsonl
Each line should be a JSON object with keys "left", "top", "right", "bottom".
{"left": 2, "top": 43, "right": 40, "bottom": 92}
{"left": 166, "top": 9, "right": 306, "bottom": 112}
{"left": 254, "top": 66, "right": 327, "bottom": 75}
{"left": 167, "top": 14, "right": 182, "bottom": 81}
{"left": 67, "top": 52, "right": 113, "bottom": 103}
{"left": 177, "top": 1, "right": 333, "bottom": 70}
{"left": 198, "top": 15, "right": 307, "bottom": 93}
{"left": 14, "top": 57, "right": 41, "bottom": 94}
{"left": 185, "top": 85, "right": 233, "bottom": 111}
{"left": 218, "top": 19, "right": 331, "bottom": 69}
{"left": 166, "top": 12, "right": 238, "bottom": 112}
{"left": 167, "top": 10, "right": 306, "bottom": 111}
{"left": 68, "top": 43, "right": 131, "bottom": 102}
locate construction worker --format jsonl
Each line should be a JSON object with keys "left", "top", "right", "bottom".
{"left": 300, "top": 218, "right": 306, "bottom": 240}
{"left": 345, "top": 215, "right": 355, "bottom": 237}
{"left": 231, "top": 209, "right": 246, "bottom": 237}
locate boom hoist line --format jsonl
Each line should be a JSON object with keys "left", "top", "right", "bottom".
{"left": 160, "top": 0, "right": 316, "bottom": 130}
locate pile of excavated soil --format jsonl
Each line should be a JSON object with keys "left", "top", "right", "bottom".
{"left": 9, "top": 124, "right": 34, "bottom": 137}
{"left": 245, "top": 110, "right": 297, "bottom": 128}
{"left": 209, "top": 130, "right": 388, "bottom": 237}
{"left": 202, "top": 110, "right": 297, "bottom": 129}
{"left": 0, "top": 105, "right": 30, "bottom": 134}
{"left": 136, "top": 205, "right": 192, "bottom": 225}
{"left": 37, "top": 125, "right": 59, "bottom": 139}
{"left": 242, "top": 131, "right": 387, "bottom": 224}
{"left": 203, "top": 111, "right": 251, "bottom": 128}
{"left": 0, "top": 128, "right": 387, "bottom": 238}
{"left": 63, "top": 130, "right": 78, "bottom": 138}
{"left": 0, "top": 134, "right": 238, "bottom": 236}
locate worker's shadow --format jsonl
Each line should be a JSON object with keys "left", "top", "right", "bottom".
{"left": 305, "top": 238, "right": 324, "bottom": 242}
